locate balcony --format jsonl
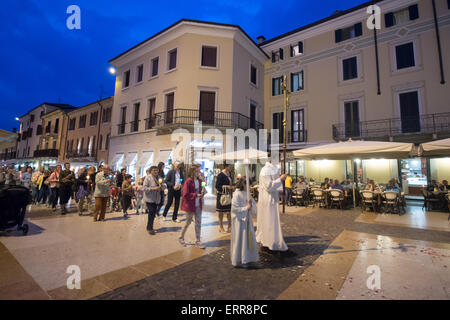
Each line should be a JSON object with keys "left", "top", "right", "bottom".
{"left": 152, "top": 108, "right": 264, "bottom": 134}
{"left": 332, "top": 112, "right": 450, "bottom": 142}
{"left": 66, "top": 149, "right": 97, "bottom": 161}
{"left": 0, "top": 152, "right": 16, "bottom": 161}
{"left": 118, "top": 123, "right": 126, "bottom": 135}
{"left": 34, "top": 149, "right": 59, "bottom": 158}
{"left": 268, "top": 130, "right": 308, "bottom": 146}
{"left": 130, "top": 120, "right": 140, "bottom": 133}
{"left": 145, "top": 117, "right": 157, "bottom": 130}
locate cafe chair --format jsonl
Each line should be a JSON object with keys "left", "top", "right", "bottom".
{"left": 382, "top": 191, "right": 399, "bottom": 214}
{"left": 291, "top": 188, "right": 306, "bottom": 207}
{"left": 360, "top": 190, "right": 377, "bottom": 212}
{"left": 422, "top": 189, "right": 441, "bottom": 211}
{"left": 329, "top": 189, "right": 344, "bottom": 210}
{"left": 312, "top": 189, "right": 326, "bottom": 208}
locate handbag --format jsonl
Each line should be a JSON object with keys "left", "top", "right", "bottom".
{"left": 76, "top": 186, "right": 88, "bottom": 201}
{"left": 220, "top": 185, "right": 232, "bottom": 206}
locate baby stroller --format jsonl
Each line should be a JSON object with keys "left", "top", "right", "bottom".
{"left": 0, "top": 185, "right": 31, "bottom": 235}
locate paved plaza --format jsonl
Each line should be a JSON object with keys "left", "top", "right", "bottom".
{"left": 0, "top": 195, "right": 449, "bottom": 300}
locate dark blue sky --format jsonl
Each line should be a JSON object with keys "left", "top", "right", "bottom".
{"left": 0, "top": 0, "right": 368, "bottom": 131}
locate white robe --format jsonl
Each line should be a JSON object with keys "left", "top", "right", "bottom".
{"left": 231, "top": 190, "right": 259, "bottom": 266}
{"left": 256, "top": 162, "right": 288, "bottom": 251}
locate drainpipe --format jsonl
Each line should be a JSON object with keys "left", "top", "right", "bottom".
{"left": 373, "top": 26, "right": 381, "bottom": 95}
{"left": 432, "top": 0, "right": 446, "bottom": 84}
{"left": 96, "top": 99, "right": 104, "bottom": 165}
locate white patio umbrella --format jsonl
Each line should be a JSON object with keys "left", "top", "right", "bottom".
{"left": 293, "top": 139, "right": 415, "bottom": 160}
{"left": 292, "top": 139, "right": 415, "bottom": 207}
{"left": 211, "top": 148, "right": 268, "bottom": 249}
{"left": 419, "top": 138, "right": 450, "bottom": 157}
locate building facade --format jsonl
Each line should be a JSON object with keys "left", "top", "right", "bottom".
{"left": 260, "top": 0, "right": 450, "bottom": 189}
{"left": 109, "top": 19, "right": 267, "bottom": 179}
{"left": 16, "top": 103, "right": 74, "bottom": 169}
{"left": 37, "top": 106, "right": 77, "bottom": 168}
{"left": 0, "top": 129, "right": 18, "bottom": 166}
{"left": 64, "top": 97, "right": 113, "bottom": 171}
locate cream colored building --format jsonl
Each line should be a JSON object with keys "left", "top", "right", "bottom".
{"left": 64, "top": 97, "right": 113, "bottom": 170}
{"left": 108, "top": 19, "right": 267, "bottom": 178}
{"left": 0, "top": 129, "right": 18, "bottom": 166}
{"left": 38, "top": 106, "right": 76, "bottom": 167}
{"left": 260, "top": 0, "right": 450, "bottom": 189}
{"left": 16, "top": 103, "right": 74, "bottom": 169}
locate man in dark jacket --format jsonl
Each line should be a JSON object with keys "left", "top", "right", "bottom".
{"left": 59, "top": 163, "right": 75, "bottom": 214}
{"left": 162, "top": 161, "right": 184, "bottom": 223}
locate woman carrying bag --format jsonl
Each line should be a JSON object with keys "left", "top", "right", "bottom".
{"left": 215, "top": 163, "right": 234, "bottom": 233}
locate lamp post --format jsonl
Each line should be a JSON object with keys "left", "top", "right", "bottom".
{"left": 281, "top": 75, "right": 291, "bottom": 214}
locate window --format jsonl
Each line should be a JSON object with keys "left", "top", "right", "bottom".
{"left": 199, "top": 91, "right": 216, "bottom": 125}
{"left": 291, "top": 71, "right": 304, "bottom": 92}
{"left": 165, "top": 93, "right": 175, "bottom": 124}
{"left": 345, "top": 101, "right": 360, "bottom": 138}
{"left": 250, "top": 64, "right": 257, "bottom": 86}
{"left": 30, "top": 114, "right": 35, "bottom": 122}
{"left": 123, "top": 70, "right": 130, "bottom": 88}
{"left": 79, "top": 115, "right": 86, "bottom": 128}
{"left": 272, "top": 76, "right": 284, "bottom": 96}
{"left": 342, "top": 57, "right": 358, "bottom": 80}
{"left": 54, "top": 118, "right": 59, "bottom": 134}
{"left": 290, "top": 42, "right": 303, "bottom": 57}
{"left": 36, "top": 125, "right": 42, "bottom": 135}
{"left": 105, "top": 134, "right": 110, "bottom": 150}
{"left": 399, "top": 91, "right": 420, "bottom": 133}
{"left": 272, "top": 112, "right": 284, "bottom": 144}
{"left": 335, "top": 23, "right": 363, "bottom": 43}
{"left": 45, "top": 121, "right": 51, "bottom": 133}
{"left": 102, "top": 107, "right": 112, "bottom": 123}
{"left": 146, "top": 98, "right": 156, "bottom": 130}
{"left": 250, "top": 104, "right": 257, "bottom": 129}
{"left": 291, "top": 109, "right": 305, "bottom": 142}
{"left": 99, "top": 135, "right": 103, "bottom": 151}
{"left": 385, "top": 5, "right": 419, "bottom": 28}
{"left": 136, "top": 64, "right": 143, "bottom": 83}
{"left": 201, "top": 46, "right": 217, "bottom": 68}
{"left": 168, "top": 49, "right": 177, "bottom": 71}
{"left": 271, "top": 48, "right": 283, "bottom": 63}
{"left": 395, "top": 42, "right": 415, "bottom": 70}
{"left": 131, "top": 103, "right": 140, "bottom": 132}
{"left": 90, "top": 111, "right": 98, "bottom": 126}
{"left": 119, "top": 107, "right": 126, "bottom": 134}
{"left": 52, "top": 140, "right": 56, "bottom": 149}
{"left": 151, "top": 57, "right": 159, "bottom": 77}
{"left": 68, "top": 118, "right": 76, "bottom": 130}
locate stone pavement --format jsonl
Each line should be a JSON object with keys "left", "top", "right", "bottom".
{"left": 1, "top": 196, "right": 449, "bottom": 300}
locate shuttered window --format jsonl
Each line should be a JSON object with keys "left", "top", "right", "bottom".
{"left": 201, "top": 46, "right": 217, "bottom": 68}
{"left": 342, "top": 57, "right": 358, "bottom": 80}
{"left": 385, "top": 4, "right": 419, "bottom": 28}
{"left": 335, "top": 23, "right": 362, "bottom": 43}
{"left": 396, "top": 42, "right": 415, "bottom": 70}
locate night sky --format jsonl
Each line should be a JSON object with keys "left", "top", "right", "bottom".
{"left": 0, "top": 0, "right": 368, "bottom": 132}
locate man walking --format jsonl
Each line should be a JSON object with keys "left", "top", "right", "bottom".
{"left": 59, "top": 163, "right": 75, "bottom": 214}
{"left": 162, "top": 161, "right": 184, "bottom": 223}
{"left": 93, "top": 165, "right": 113, "bottom": 222}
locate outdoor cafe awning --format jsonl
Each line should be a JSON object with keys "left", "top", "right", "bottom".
{"left": 419, "top": 138, "right": 450, "bottom": 157}
{"left": 210, "top": 148, "right": 269, "bottom": 163}
{"left": 137, "top": 151, "right": 153, "bottom": 167}
{"left": 292, "top": 140, "right": 415, "bottom": 160}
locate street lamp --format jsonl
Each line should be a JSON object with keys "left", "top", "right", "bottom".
{"left": 108, "top": 67, "right": 116, "bottom": 75}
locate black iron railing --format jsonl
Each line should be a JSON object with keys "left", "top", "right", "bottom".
{"left": 34, "top": 149, "right": 59, "bottom": 158}
{"left": 332, "top": 112, "right": 450, "bottom": 141}
{"left": 0, "top": 152, "right": 16, "bottom": 161}
{"left": 153, "top": 108, "right": 264, "bottom": 131}
{"left": 268, "top": 130, "right": 308, "bottom": 145}
{"left": 130, "top": 120, "right": 140, "bottom": 133}
{"left": 66, "top": 150, "right": 96, "bottom": 159}
{"left": 118, "top": 123, "right": 126, "bottom": 135}
{"left": 145, "top": 117, "right": 158, "bottom": 130}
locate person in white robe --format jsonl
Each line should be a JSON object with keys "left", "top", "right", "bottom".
{"left": 256, "top": 161, "right": 288, "bottom": 251}
{"left": 231, "top": 177, "right": 258, "bottom": 267}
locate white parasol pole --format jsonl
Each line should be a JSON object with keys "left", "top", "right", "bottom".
{"left": 244, "top": 157, "right": 253, "bottom": 250}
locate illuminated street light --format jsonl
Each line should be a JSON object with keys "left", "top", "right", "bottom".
{"left": 108, "top": 67, "right": 116, "bottom": 75}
